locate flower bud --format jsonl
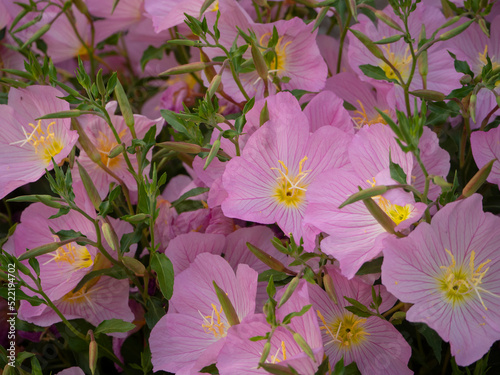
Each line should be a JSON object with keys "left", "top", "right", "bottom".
{"left": 409, "top": 89, "right": 445, "bottom": 102}
{"left": 157, "top": 141, "right": 202, "bottom": 154}
{"left": 251, "top": 41, "right": 269, "bottom": 84}
{"left": 339, "top": 186, "right": 388, "bottom": 208}
{"left": 323, "top": 272, "right": 338, "bottom": 304}
{"left": 88, "top": 330, "right": 98, "bottom": 375}
{"left": 101, "top": 222, "right": 119, "bottom": 253}
{"left": 72, "top": 119, "right": 102, "bottom": 164}
{"left": 108, "top": 144, "right": 125, "bottom": 159}
{"left": 462, "top": 159, "right": 496, "bottom": 198}
{"left": 77, "top": 160, "right": 102, "bottom": 211}
{"left": 349, "top": 29, "right": 386, "bottom": 60}
{"left": 439, "top": 20, "right": 474, "bottom": 41}
{"left": 246, "top": 242, "right": 296, "bottom": 275}
{"left": 122, "top": 256, "right": 146, "bottom": 276}
{"left": 293, "top": 332, "right": 315, "bottom": 361}
{"left": 159, "top": 62, "right": 219, "bottom": 76}
{"left": 278, "top": 276, "right": 300, "bottom": 308}
{"left": 374, "top": 9, "right": 403, "bottom": 32}
{"left": 213, "top": 281, "right": 240, "bottom": 326}
{"left": 363, "top": 197, "right": 396, "bottom": 234}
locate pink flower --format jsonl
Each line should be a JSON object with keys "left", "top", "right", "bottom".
{"left": 76, "top": 101, "right": 162, "bottom": 199}
{"left": 324, "top": 72, "right": 396, "bottom": 130}
{"left": 303, "top": 124, "right": 427, "bottom": 278}
{"left": 217, "top": 281, "right": 324, "bottom": 374}
{"left": 382, "top": 194, "right": 500, "bottom": 366}
{"left": 308, "top": 266, "right": 411, "bottom": 374}
{"left": 347, "top": 2, "right": 461, "bottom": 109}
{"left": 447, "top": 16, "right": 500, "bottom": 128}
{"left": 205, "top": 1, "right": 327, "bottom": 101}
{"left": 221, "top": 92, "right": 351, "bottom": 243}
{"left": 471, "top": 126, "right": 500, "bottom": 188}
{"left": 149, "top": 253, "right": 258, "bottom": 374}
{"left": 0, "top": 86, "right": 78, "bottom": 199}
{"left": 19, "top": 276, "right": 134, "bottom": 330}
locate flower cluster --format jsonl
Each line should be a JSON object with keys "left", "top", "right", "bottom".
{"left": 1, "top": 0, "right": 500, "bottom": 374}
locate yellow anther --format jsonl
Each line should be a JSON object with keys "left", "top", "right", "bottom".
{"left": 44, "top": 243, "right": 93, "bottom": 270}
{"left": 271, "top": 156, "right": 311, "bottom": 207}
{"left": 438, "top": 249, "right": 499, "bottom": 311}
{"left": 200, "top": 304, "right": 226, "bottom": 339}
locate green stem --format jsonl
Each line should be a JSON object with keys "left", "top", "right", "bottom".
{"left": 337, "top": 12, "right": 351, "bottom": 74}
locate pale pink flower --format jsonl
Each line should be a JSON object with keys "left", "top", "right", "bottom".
{"left": 0, "top": 86, "right": 78, "bottom": 199}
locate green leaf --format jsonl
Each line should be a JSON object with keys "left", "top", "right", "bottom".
{"left": 171, "top": 187, "right": 210, "bottom": 208}
{"left": 145, "top": 296, "right": 165, "bottom": 329}
{"left": 72, "top": 266, "right": 128, "bottom": 293}
{"left": 359, "top": 64, "right": 399, "bottom": 84}
{"left": 282, "top": 304, "right": 312, "bottom": 325}
{"left": 151, "top": 253, "right": 175, "bottom": 300}
{"left": 416, "top": 323, "right": 443, "bottom": 363}
{"left": 94, "top": 319, "right": 136, "bottom": 336}
{"left": 140, "top": 45, "right": 166, "bottom": 71}
{"left": 389, "top": 156, "right": 407, "bottom": 184}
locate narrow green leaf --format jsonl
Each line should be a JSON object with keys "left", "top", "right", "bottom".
{"left": 95, "top": 319, "right": 136, "bottom": 336}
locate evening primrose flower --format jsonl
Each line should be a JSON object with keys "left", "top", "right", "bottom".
{"left": 303, "top": 124, "right": 427, "bottom": 278}
{"left": 76, "top": 101, "right": 162, "bottom": 199}
{"left": 308, "top": 267, "right": 411, "bottom": 375}
{"left": 149, "top": 253, "right": 258, "bottom": 374}
{"left": 217, "top": 281, "right": 324, "bottom": 375}
{"left": 447, "top": 15, "right": 500, "bottom": 128}
{"left": 0, "top": 86, "right": 78, "bottom": 199}
{"left": 382, "top": 194, "right": 500, "bottom": 366}
{"left": 221, "top": 93, "right": 351, "bottom": 243}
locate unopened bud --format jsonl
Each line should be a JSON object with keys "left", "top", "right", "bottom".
{"left": 259, "top": 101, "right": 269, "bottom": 126}
{"left": 114, "top": 80, "right": 135, "bottom": 134}
{"left": 363, "top": 196, "right": 396, "bottom": 234}
{"left": 460, "top": 75, "right": 472, "bottom": 85}
{"left": 77, "top": 160, "right": 102, "bottom": 210}
{"left": 439, "top": 20, "right": 474, "bottom": 41}
{"left": 251, "top": 41, "right": 268, "bottom": 83}
{"left": 108, "top": 144, "right": 125, "bottom": 159}
{"left": 293, "top": 332, "right": 315, "bottom": 362}
{"left": 246, "top": 242, "right": 296, "bottom": 275}
{"left": 122, "top": 256, "right": 146, "bottom": 276}
{"left": 470, "top": 93, "right": 477, "bottom": 123}
{"left": 156, "top": 141, "right": 202, "bottom": 154}
{"left": 88, "top": 330, "right": 98, "bottom": 375}
{"left": 462, "top": 159, "right": 496, "bottom": 198}
{"left": 259, "top": 341, "right": 271, "bottom": 364}
{"left": 101, "top": 222, "right": 119, "bottom": 253}
{"left": 323, "top": 272, "right": 338, "bottom": 304}
{"left": 278, "top": 276, "right": 300, "bottom": 308}
{"left": 259, "top": 363, "right": 296, "bottom": 375}
{"left": 349, "top": 29, "right": 386, "bottom": 60}
{"left": 339, "top": 186, "right": 388, "bottom": 208}
{"left": 207, "top": 74, "right": 222, "bottom": 99}
{"left": 36, "top": 194, "right": 65, "bottom": 208}
{"left": 432, "top": 176, "right": 453, "bottom": 192}
{"left": 200, "top": 50, "right": 218, "bottom": 82}
{"left": 374, "top": 10, "right": 403, "bottom": 32}
{"left": 409, "top": 89, "right": 445, "bottom": 102}
{"left": 478, "top": 18, "right": 489, "bottom": 38}
{"left": 72, "top": 119, "right": 102, "bottom": 164}
{"left": 213, "top": 281, "right": 240, "bottom": 326}
{"left": 159, "top": 62, "right": 219, "bottom": 76}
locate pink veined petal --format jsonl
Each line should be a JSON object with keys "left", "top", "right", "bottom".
{"left": 165, "top": 232, "right": 226, "bottom": 274}
{"left": 471, "top": 126, "right": 500, "bottom": 187}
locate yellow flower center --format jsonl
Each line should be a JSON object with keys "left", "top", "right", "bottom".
{"left": 270, "top": 341, "right": 287, "bottom": 363}
{"left": 317, "top": 310, "right": 370, "bottom": 348}
{"left": 367, "top": 178, "right": 412, "bottom": 225}
{"left": 352, "top": 100, "right": 389, "bottom": 128}
{"left": 199, "top": 304, "right": 227, "bottom": 339}
{"left": 271, "top": 156, "right": 310, "bottom": 208}
{"left": 43, "top": 242, "right": 93, "bottom": 270}
{"left": 9, "top": 120, "right": 64, "bottom": 164}
{"left": 379, "top": 44, "right": 413, "bottom": 81}
{"left": 437, "top": 249, "right": 499, "bottom": 310}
